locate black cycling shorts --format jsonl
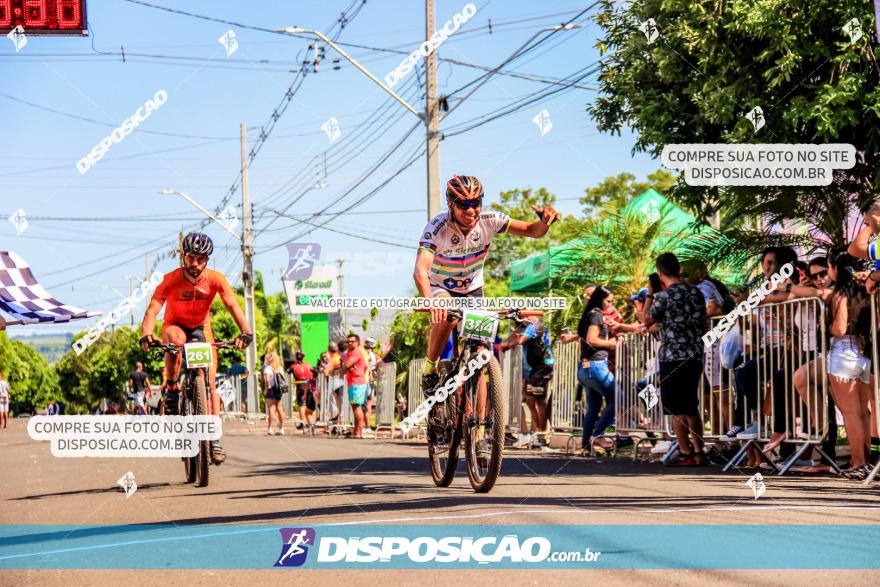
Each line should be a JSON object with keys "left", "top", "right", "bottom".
{"left": 295, "top": 383, "right": 316, "bottom": 411}
{"left": 524, "top": 366, "right": 553, "bottom": 398}
{"left": 659, "top": 359, "right": 703, "bottom": 417}
{"left": 430, "top": 286, "right": 484, "bottom": 298}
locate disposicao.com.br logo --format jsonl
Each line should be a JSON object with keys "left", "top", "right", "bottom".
{"left": 273, "top": 527, "right": 602, "bottom": 568}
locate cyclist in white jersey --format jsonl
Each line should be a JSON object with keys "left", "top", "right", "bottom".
{"left": 414, "top": 175, "right": 559, "bottom": 394}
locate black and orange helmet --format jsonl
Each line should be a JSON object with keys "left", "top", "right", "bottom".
{"left": 446, "top": 175, "right": 484, "bottom": 201}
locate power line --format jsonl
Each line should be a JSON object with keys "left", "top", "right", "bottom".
{"left": 443, "top": 62, "right": 599, "bottom": 138}
{"left": 263, "top": 8, "right": 597, "bottom": 245}
{"left": 0, "top": 92, "right": 241, "bottom": 140}
{"left": 273, "top": 141, "right": 426, "bottom": 250}
{"left": 252, "top": 71, "right": 424, "bottom": 228}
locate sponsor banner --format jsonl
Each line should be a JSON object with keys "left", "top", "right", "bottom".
{"left": 2, "top": 525, "right": 880, "bottom": 569}
{"left": 282, "top": 264, "right": 340, "bottom": 315}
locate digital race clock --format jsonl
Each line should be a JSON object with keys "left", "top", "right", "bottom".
{"left": 0, "top": 0, "right": 87, "bottom": 35}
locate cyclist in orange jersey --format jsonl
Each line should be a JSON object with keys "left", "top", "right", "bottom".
{"left": 140, "top": 232, "right": 253, "bottom": 464}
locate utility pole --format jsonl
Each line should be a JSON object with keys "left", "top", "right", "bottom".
{"left": 128, "top": 276, "right": 135, "bottom": 327}
{"left": 425, "top": 0, "right": 441, "bottom": 219}
{"left": 241, "top": 123, "right": 259, "bottom": 414}
{"left": 336, "top": 258, "right": 346, "bottom": 335}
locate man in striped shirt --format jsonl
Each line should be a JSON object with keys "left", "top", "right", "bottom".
{"left": 413, "top": 175, "right": 559, "bottom": 395}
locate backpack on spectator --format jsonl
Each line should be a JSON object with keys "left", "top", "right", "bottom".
{"left": 706, "top": 277, "right": 736, "bottom": 314}
{"left": 273, "top": 369, "right": 289, "bottom": 394}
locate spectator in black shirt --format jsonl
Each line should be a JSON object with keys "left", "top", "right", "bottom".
{"left": 641, "top": 253, "right": 708, "bottom": 467}
{"left": 562, "top": 285, "right": 618, "bottom": 453}
{"left": 129, "top": 362, "right": 151, "bottom": 416}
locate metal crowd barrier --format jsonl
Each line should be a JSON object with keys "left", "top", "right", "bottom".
{"left": 281, "top": 380, "right": 293, "bottom": 419}
{"left": 613, "top": 332, "right": 666, "bottom": 459}
{"left": 548, "top": 340, "right": 581, "bottom": 436}
{"left": 315, "top": 373, "right": 354, "bottom": 435}
{"left": 215, "top": 374, "right": 244, "bottom": 416}
{"left": 404, "top": 358, "right": 427, "bottom": 439}
{"left": 374, "top": 362, "right": 397, "bottom": 437}
{"left": 604, "top": 296, "right": 830, "bottom": 470}
{"left": 865, "top": 293, "right": 880, "bottom": 485}
{"left": 501, "top": 348, "right": 522, "bottom": 431}
{"left": 720, "top": 297, "right": 832, "bottom": 475}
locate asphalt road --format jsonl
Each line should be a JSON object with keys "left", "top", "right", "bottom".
{"left": 2, "top": 418, "right": 880, "bottom": 586}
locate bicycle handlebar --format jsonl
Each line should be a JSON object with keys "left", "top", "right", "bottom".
{"left": 415, "top": 307, "right": 544, "bottom": 322}
{"left": 148, "top": 341, "right": 237, "bottom": 355}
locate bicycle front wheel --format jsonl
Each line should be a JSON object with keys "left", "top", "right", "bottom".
{"left": 428, "top": 383, "right": 462, "bottom": 487}
{"left": 193, "top": 373, "right": 210, "bottom": 488}
{"left": 181, "top": 388, "right": 197, "bottom": 484}
{"left": 464, "top": 355, "right": 505, "bottom": 493}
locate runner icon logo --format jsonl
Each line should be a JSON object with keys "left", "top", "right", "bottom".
{"left": 746, "top": 473, "right": 766, "bottom": 499}
{"left": 638, "top": 384, "right": 658, "bottom": 410}
{"left": 284, "top": 243, "right": 321, "bottom": 281}
{"left": 275, "top": 528, "right": 317, "bottom": 567}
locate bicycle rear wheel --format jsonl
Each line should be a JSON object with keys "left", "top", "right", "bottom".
{"left": 428, "top": 380, "right": 462, "bottom": 487}
{"left": 193, "top": 372, "right": 210, "bottom": 487}
{"left": 464, "top": 355, "right": 505, "bottom": 493}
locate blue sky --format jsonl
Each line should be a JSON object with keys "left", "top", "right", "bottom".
{"left": 0, "top": 0, "right": 656, "bottom": 335}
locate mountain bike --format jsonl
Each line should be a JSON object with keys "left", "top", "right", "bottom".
{"left": 150, "top": 340, "right": 233, "bottom": 488}
{"left": 425, "top": 308, "right": 542, "bottom": 493}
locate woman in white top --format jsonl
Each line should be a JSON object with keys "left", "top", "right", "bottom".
{"left": 262, "top": 351, "right": 286, "bottom": 436}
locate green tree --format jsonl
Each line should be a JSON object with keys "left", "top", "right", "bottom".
{"left": 386, "top": 308, "right": 429, "bottom": 395}
{"left": 579, "top": 169, "right": 676, "bottom": 218}
{"left": 588, "top": 0, "right": 880, "bottom": 244}
{"left": 210, "top": 293, "right": 267, "bottom": 373}
{"left": 485, "top": 187, "right": 577, "bottom": 294}
{"left": 55, "top": 327, "right": 141, "bottom": 413}
{"left": 0, "top": 333, "right": 61, "bottom": 414}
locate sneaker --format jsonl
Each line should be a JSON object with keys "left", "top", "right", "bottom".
{"left": 267, "top": 428, "right": 277, "bottom": 436}
{"left": 421, "top": 372, "right": 440, "bottom": 397}
{"left": 211, "top": 440, "right": 226, "bottom": 465}
{"left": 511, "top": 434, "right": 531, "bottom": 449}
{"left": 736, "top": 422, "right": 759, "bottom": 440}
{"left": 309, "top": 424, "right": 316, "bottom": 436}
{"left": 665, "top": 453, "right": 697, "bottom": 467}
{"left": 761, "top": 455, "right": 814, "bottom": 471}
{"left": 843, "top": 464, "right": 872, "bottom": 480}
{"left": 651, "top": 440, "right": 673, "bottom": 454}
{"left": 362, "top": 428, "right": 374, "bottom": 438}
{"left": 722, "top": 426, "right": 743, "bottom": 441}
{"left": 704, "top": 447, "right": 728, "bottom": 466}
{"left": 476, "top": 439, "right": 493, "bottom": 459}
{"left": 276, "top": 428, "right": 285, "bottom": 436}
{"left": 533, "top": 435, "right": 550, "bottom": 448}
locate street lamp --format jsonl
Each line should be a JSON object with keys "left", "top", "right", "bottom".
{"left": 276, "top": 27, "right": 423, "bottom": 120}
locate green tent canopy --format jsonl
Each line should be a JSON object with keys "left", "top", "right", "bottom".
{"left": 509, "top": 189, "right": 737, "bottom": 293}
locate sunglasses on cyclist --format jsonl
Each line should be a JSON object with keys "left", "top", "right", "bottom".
{"left": 450, "top": 196, "right": 483, "bottom": 210}
{"left": 810, "top": 270, "right": 828, "bottom": 279}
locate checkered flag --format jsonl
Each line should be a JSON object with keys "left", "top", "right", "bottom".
{"left": 0, "top": 251, "right": 100, "bottom": 325}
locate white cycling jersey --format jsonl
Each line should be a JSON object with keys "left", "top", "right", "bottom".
{"left": 418, "top": 210, "right": 511, "bottom": 294}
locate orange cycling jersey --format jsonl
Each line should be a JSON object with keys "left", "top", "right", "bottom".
{"left": 150, "top": 268, "right": 237, "bottom": 330}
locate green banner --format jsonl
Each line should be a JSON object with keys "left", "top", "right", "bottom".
{"left": 300, "top": 313, "right": 328, "bottom": 366}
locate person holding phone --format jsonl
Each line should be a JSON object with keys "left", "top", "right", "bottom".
{"left": 641, "top": 253, "right": 708, "bottom": 466}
